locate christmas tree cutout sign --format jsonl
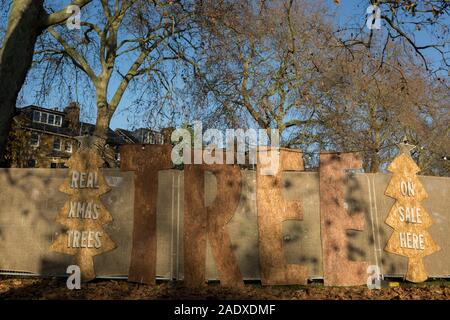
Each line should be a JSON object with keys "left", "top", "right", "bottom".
{"left": 50, "top": 136, "right": 116, "bottom": 281}
{"left": 384, "top": 142, "right": 440, "bottom": 282}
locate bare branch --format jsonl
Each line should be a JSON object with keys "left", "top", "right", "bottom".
{"left": 47, "top": 26, "right": 98, "bottom": 83}
{"left": 43, "top": 0, "right": 92, "bottom": 27}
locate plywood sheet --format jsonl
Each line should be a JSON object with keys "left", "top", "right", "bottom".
{"left": 256, "top": 148, "right": 308, "bottom": 285}
{"left": 120, "top": 144, "right": 172, "bottom": 284}
{"left": 184, "top": 162, "right": 243, "bottom": 287}
{"left": 0, "top": 168, "right": 134, "bottom": 276}
{"left": 319, "top": 153, "right": 368, "bottom": 286}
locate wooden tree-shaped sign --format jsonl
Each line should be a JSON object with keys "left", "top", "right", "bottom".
{"left": 384, "top": 142, "right": 440, "bottom": 282}
{"left": 50, "top": 136, "right": 116, "bottom": 281}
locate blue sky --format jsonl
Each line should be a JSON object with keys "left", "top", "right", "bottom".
{"left": 332, "top": 0, "right": 449, "bottom": 66}
{"left": 110, "top": 0, "right": 448, "bottom": 130}
{"left": 13, "top": 0, "right": 449, "bottom": 131}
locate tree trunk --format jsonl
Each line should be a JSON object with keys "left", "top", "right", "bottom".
{"left": 93, "top": 99, "right": 115, "bottom": 167}
{"left": 370, "top": 152, "right": 380, "bottom": 173}
{"left": 93, "top": 92, "right": 111, "bottom": 141}
{"left": 0, "top": 0, "right": 45, "bottom": 165}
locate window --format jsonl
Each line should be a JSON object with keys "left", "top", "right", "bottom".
{"left": 65, "top": 141, "right": 73, "bottom": 153}
{"left": 40, "top": 112, "right": 47, "bottom": 123}
{"left": 27, "top": 159, "right": 36, "bottom": 168}
{"left": 32, "top": 110, "right": 63, "bottom": 127}
{"left": 146, "top": 132, "right": 159, "bottom": 144}
{"left": 53, "top": 138, "right": 61, "bottom": 151}
{"left": 30, "top": 133, "right": 39, "bottom": 147}
{"left": 55, "top": 115, "right": 62, "bottom": 126}
{"left": 33, "top": 111, "right": 40, "bottom": 122}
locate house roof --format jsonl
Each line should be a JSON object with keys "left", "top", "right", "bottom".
{"left": 116, "top": 127, "right": 163, "bottom": 144}
{"left": 16, "top": 105, "right": 164, "bottom": 147}
{"left": 115, "top": 129, "right": 140, "bottom": 144}
{"left": 20, "top": 105, "right": 65, "bottom": 116}
{"left": 16, "top": 105, "right": 121, "bottom": 146}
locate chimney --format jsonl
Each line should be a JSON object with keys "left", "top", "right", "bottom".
{"left": 64, "top": 102, "right": 80, "bottom": 132}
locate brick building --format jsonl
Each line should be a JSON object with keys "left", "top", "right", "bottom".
{"left": 5, "top": 103, "right": 166, "bottom": 168}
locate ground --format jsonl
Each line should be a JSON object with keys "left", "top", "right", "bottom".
{"left": 1, "top": 276, "right": 450, "bottom": 300}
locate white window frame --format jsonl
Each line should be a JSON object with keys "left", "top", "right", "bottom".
{"left": 33, "top": 110, "right": 63, "bottom": 127}
{"left": 48, "top": 113, "right": 55, "bottom": 125}
{"left": 65, "top": 141, "right": 73, "bottom": 153}
{"left": 40, "top": 112, "right": 48, "bottom": 123}
{"left": 53, "top": 138, "right": 61, "bottom": 151}
{"left": 55, "top": 115, "right": 62, "bottom": 126}
{"left": 144, "top": 131, "right": 151, "bottom": 144}
{"left": 30, "top": 132, "right": 40, "bottom": 147}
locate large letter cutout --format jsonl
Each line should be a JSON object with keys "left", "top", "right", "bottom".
{"left": 184, "top": 160, "right": 243, "bottom": 287}
{"left": 120, "top": 144, "right": 172, "bottom": 284}
{"left": 319, "top": 153, "right": 367, "bottom": 286}
{"left": 256, "top": 147, "right": 308, "bottom": 285}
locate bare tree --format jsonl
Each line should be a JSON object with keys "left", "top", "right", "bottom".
{"left": 32, "top": 0, "right": 196, "bottom": 149}
{"left": 315, "top": 44, "right": 449, "bottom": 174}
{"left": 0, "top": 0, "right": 92, "bottom": 164}
{"left": 192, "top": 0, "right": 449, "bottom": 174}
{"left": 192, "top": 0, "right": 335, "bottom": 147}
{"left": 335, "top": 0, "right": 449, "bottom": 72}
